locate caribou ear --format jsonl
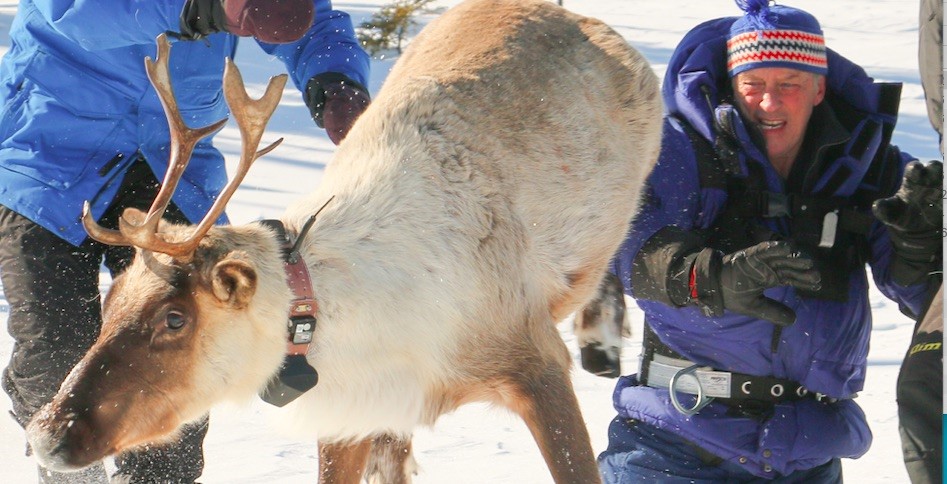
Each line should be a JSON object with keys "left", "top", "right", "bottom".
{"left": 211, "top": 257, "right": 257, "bottom": 308}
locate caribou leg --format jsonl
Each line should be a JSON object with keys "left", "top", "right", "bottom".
{"left": 364, "top": 433, "right": 417, "bottom": 484}
{"left": 505, "top": 351, "right": 601, "bottom": 483}
{"left": 319, "top": 438, "right": 372, "bottom": 484}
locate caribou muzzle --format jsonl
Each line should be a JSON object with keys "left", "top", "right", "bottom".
{"left": 26, "top": 333, "right": 188, "bottom": 471}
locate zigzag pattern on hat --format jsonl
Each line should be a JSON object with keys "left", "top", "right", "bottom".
{"left": 727, "top": 29, "right": 827, "bottom": 74}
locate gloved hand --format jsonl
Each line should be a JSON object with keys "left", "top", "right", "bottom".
{"left": 179, "top": 0, "right": 314, "bottom": 44}
{"left": 305, "top": 73, "right": 371, "bottom": 145}
{"left": 872, "top": 160, "right": 944, "bottom": 286}
{"left": 688, "top": 241, "right": 822, "bottom": 326}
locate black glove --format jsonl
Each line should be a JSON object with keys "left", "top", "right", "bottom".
{"left": 178, "top": 0, "right": 314, "bottom": 44}
{"left": 688, "top": 241, "right": 822, "bottom": 326}
{"left": 305, "top": 73, "right": 371, "bottom": 145}
{"left": 872, "top": 160, "right": 944, "bottom": 286}
{"left": 179, "top": 0, "right": 228, "bottom": 40}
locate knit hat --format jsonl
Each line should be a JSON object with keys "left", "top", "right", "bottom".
{"left": 727, "top": 0, "right": 828, "bottom": 77}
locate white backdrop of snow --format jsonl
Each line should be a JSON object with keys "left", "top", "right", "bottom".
{"left": 0, "top": 0, "right": 939, "bottom": 482}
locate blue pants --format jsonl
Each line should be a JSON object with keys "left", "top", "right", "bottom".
{"left": 598, "top": 417, "right": 842, "bottom": 483}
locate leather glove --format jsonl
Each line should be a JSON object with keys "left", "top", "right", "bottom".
{"left": 305, "top": 73, "right": 371, "bottom": 145}
{"left": 688, "top": 241, "right": 822, "bottom": 326}
{"left": 872, "top": 160, "right": 944, "bottom": 286}
{"left": 178, "top": 0, "right": 314, "bottom": 44}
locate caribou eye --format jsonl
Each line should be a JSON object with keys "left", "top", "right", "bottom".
{"left": 166, "top": 310, "right": 187, "bottom": 330}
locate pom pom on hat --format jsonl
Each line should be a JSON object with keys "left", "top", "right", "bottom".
{"left": 734, "top": 0, "right": 770, "bottom": 15}
{"left": 727, "top": 0, "right": 827, "bottom": 77}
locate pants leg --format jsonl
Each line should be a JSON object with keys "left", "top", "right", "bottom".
{"left": 111, "top": 417, "right": 209, "bottom": 484}
{"left": 0, "top": 206, "right": 105, "bottom": 426}
{"left": 0, "top": 205, "right": 110, "bottom": 484}
{"left": 598, "top": 417, "right": 842, "bottom": 483}
{"left": 597, "top": 417, "right": 730, "bottom": 483}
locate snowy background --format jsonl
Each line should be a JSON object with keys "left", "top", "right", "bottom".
{"left": 0, "top": 0, "right": 940, "bottom": 482}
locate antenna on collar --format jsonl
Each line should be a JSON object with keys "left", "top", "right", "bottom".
{"left": 289, "top": 196, "right": 335, "bottom": 262}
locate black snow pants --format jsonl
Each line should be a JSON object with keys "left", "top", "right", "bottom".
{"left": 897, "top": 284, "right": 943, "bottom": 484}
{"left": 0, "top": 159, "right": 208, "bottom": 483}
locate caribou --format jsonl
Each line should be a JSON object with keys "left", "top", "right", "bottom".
{"left": 24, "top": 0, "right": 661, "bottom": 482}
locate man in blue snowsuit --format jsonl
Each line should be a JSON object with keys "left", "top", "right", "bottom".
{"left": 0, "top": 1, "right": 370, "bottom": 482}
{"left": 598, "top": 1, "right": 943, "bottom": 482}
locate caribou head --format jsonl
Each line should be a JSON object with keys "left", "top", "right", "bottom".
{"left": 25, "top": 35, "right": 294, "bottom": 471}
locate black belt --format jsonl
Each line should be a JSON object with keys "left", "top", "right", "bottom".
{"left": 640, "top": 324, "right": 848, "bottom": 415}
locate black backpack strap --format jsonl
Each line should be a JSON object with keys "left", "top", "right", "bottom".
{"left": 677, "top": 118, "right": 774, "bottom": 252}
{"left": 680, "top": 119, "right": 727, "bottom": 190}
{"left": 857, "top": 144, "right": 904, "bottom": 208}
{"left": 877, "top": 82, "right": 902, "bottom": 132}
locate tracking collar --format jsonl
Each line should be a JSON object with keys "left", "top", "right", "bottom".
{"left": 256, "top": 197, "right": 334, "bottom": 407}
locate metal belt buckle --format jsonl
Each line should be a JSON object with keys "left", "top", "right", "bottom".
{"left": 668, "top": 364, "right": 714, "bottom": 416}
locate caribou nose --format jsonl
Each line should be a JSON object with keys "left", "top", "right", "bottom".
{"left": 26, "top": 404, "right": 107, "bottom": 472}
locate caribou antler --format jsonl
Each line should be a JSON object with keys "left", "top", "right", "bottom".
{"left": 82, "top": 33, "right": 287, "bottom": 258}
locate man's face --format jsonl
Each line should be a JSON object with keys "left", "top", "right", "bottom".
{"left": 731, "top": 67, "right": 826, "bottom": 172}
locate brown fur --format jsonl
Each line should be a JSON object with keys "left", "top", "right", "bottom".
{"left": 319, "top": 439, "right": 373, "bottom": 484}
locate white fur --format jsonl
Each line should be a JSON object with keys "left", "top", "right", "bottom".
{"left": 274, "top": 0, "right": 662, "bottom": 440}
{"left": 27, "top": 0, "right": 662, "bottom": 479}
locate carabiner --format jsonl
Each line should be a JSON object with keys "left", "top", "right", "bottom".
{"left": 668, "top": 364, "right": 714, "bottom": 416}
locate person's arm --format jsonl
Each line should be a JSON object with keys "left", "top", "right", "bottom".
{"left": 257, "top": 0, "right": 371, "bottom": 145}
{"left": 177, "top": 0, "right": 314, "bottom": 43}
{"left": 257, "top": 0, "right": 369, "bottom": 94}
{"left": 919, "top": 0, "right": 943, "bottom": 152}
{"left": 870, "top": 149, "right": 943, "bottom": 318}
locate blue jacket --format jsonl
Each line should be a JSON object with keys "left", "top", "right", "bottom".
{"left": 0, "top": 0, "right": 369, "bottom": 245}
{"left": 606, "top": 17, "right": 931, "bottom": 478}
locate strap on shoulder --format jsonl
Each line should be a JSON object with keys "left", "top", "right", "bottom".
{"left": 679, "top": 119, "right": 727, "bottom": 190}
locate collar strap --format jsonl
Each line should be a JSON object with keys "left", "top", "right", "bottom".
{"left": 258, "top": 219, "right": 317, "bottom": 356}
